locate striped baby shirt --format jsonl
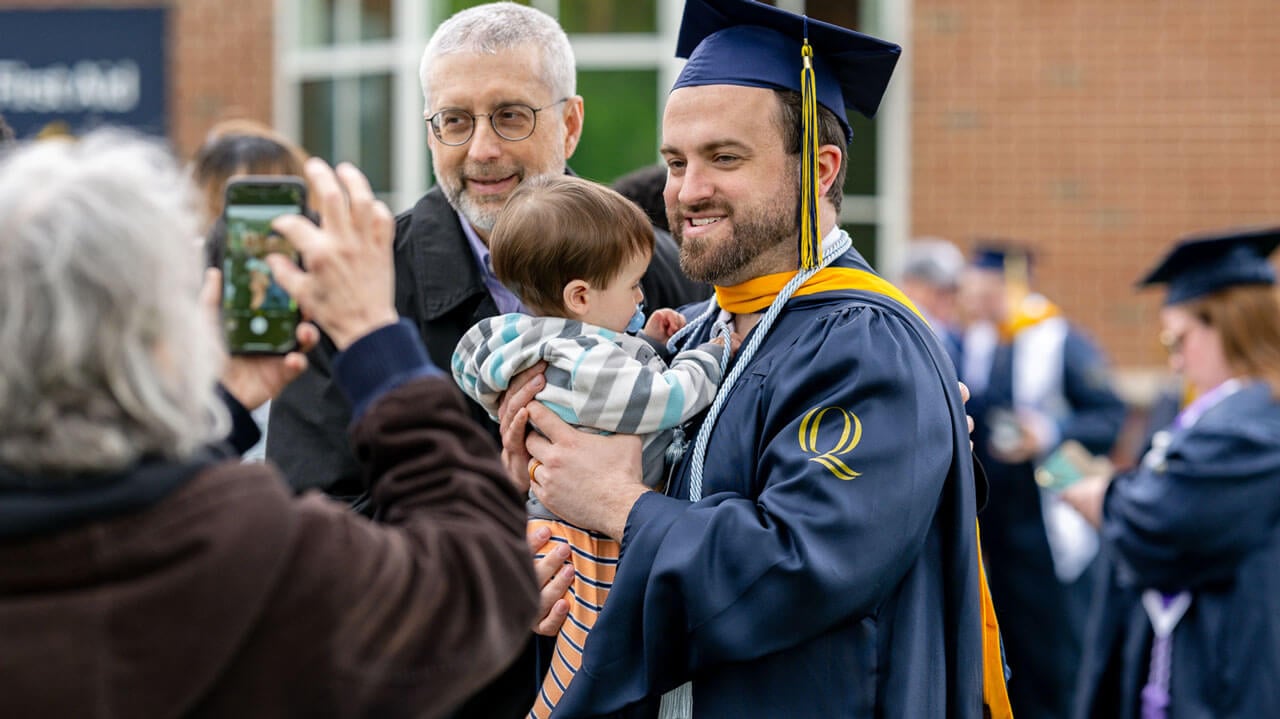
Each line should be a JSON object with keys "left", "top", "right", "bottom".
{"left": 452, "top": 313, "right": 725, "bottom": 717}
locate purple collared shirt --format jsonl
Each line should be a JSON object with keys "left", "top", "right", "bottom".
{"left": 458, "top": 210, "right": 528, "bottom": 316}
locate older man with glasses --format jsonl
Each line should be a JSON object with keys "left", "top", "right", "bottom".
{"left": 268, "top": 2, "right": 706, "bottom": 504}
{"left": 266, "top": 7, "right": 705, "bottom": 716}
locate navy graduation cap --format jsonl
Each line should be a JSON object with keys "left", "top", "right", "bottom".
{"left": 970, "top": 242, "right": 1033, "bottom": 273}
{"left": 673, "top": 0, "right": 900, "bottom": 143}
{"left": 672, "top": 0, "right": 900, "bottom": 270}
{"left": 1138, "top": 227, "right": 1280, "bottom": 305}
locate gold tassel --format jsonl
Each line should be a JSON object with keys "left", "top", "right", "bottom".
{"left": 800, "top": 36, "right": 822, "bottom": 271}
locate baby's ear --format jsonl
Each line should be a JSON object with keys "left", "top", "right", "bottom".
{"left": 562, "top": 279, "right": 592, "bottom": 318}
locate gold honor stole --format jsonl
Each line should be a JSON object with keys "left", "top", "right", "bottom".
{"left": 716, "top": 265, "right": 1014, "bottom": 718}
{"left": 998, "top": 292, "right": 1062, "bottom": 342}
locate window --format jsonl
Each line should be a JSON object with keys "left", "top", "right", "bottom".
{"left": 572, "top": 69, "right": 659, "bottom": 183}
{"left": 559, "top": 0, "right": 656, "bottom": 34}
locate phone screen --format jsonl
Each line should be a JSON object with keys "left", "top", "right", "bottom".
{"left": 221, "top": 179, "right": 304, "bottom": 354}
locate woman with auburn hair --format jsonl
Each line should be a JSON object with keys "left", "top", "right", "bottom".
{"left": 1065, "top": 228, "right": 1280, "bottom": 719}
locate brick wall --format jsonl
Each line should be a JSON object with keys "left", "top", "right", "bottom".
{"left": 0, "top": 0, "right": 273, "bottom": 158}
{"left": 912, "top": 0, "right": 1280, "bottom": 377}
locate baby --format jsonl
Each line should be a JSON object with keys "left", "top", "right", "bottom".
{"left": 452, "top": 175, "right": 725, "bottom": 719}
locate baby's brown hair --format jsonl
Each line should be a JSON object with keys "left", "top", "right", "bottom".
{"left": 490, "top": 175, "right": 654, "bottom": 316}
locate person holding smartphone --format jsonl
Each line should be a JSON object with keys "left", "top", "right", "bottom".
{"left": 0, "top": 130, "right": 537, "bottom": 717}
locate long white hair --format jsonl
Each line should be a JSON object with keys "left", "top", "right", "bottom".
{"left": 0, "top": 130, "right": 228, "bottom": 474}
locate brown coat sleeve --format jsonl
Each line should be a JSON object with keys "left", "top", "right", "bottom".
{"left": 277, "top": 374, "right": 537, "bottom": 718}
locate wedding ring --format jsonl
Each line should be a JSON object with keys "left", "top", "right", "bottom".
{"left": 528, "top": 459, "right": 542, "bottom": 483}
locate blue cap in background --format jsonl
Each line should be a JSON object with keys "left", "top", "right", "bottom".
{"left": 970, "top": 242, "right": 1033, "bottom": 274}
{"left": 1138, "top": 227, "right": 1280, "bottom": 305}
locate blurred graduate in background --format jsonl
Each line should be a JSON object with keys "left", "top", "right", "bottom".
{"left": 959, "top": 242, "right": 1128, "bottom": 718}
{"left": 1066, "top": 227, "right": 1280, "bottom": 719}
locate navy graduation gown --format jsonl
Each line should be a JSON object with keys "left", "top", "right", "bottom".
{"left": 965, "top": 324, "right": 1126, "bottom": 719}
{"left": 553, "top": 248, "right": 987, "bottom": 718}
{"left": 1075, "top": 380, "right": 1280, "bottom": 719}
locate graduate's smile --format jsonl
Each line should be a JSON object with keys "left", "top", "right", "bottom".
{"left": 681, "top": 213, "right": 728, "bottom": 239}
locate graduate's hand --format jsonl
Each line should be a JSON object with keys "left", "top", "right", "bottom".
{"left": 525, "top": 402, "right": 648, "bottom": 541}
{"left": 1060, "top": 474, "right": 1110, "bottom": 529}
{"left": 643, "top": 307, "right": 686, "bottom": 343}
{"left": 959, "top": 381, "right": 975, "bottom": 450}
{"left": 526, "top": 523, "right": 574, "bottom": 636}
{"left": 200, "top": 267, "right": 319, "bottom": 410}
{"left": 498, "top": 362, "right": 548, "bottom": 493}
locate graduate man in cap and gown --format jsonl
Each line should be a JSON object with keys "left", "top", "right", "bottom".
{"left": 498, "top": 1, "right": 1012, "bottom": 716}
{"left": 959, "top": 242, "right": 1127, "bottom": 718}
{"left": 1065, "top": 228, "right": 1280, "bottom": 719}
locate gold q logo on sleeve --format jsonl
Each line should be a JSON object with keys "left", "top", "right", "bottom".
{"left": 798, "top": 407, "right": 863, "bottom": 480}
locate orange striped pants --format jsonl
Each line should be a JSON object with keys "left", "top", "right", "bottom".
{"left": 528, "top": 518, "right": 620, "bottom": 719}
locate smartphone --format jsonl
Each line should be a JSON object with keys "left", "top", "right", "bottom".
{"left": 1034, "top": 440, "right": 1099, "bottom": 492}
{"left": 220, "top": 176, "right": 305, "bottom": 354}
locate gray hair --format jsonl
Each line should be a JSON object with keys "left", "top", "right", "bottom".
{"left": 901, "top": 237, "right": 966, "bottom": 289}
{"left": 419, "top": 2, "right": 576, "bottom": 114}
{"left": 0, "top": 130, "right": 227, "bottom": 474}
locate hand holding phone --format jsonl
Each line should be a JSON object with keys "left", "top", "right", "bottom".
{"left": 220, "top": 176, "right": 306, "bottom": 354}
{"left": 264, "top": 160, "right": 398, "bottom": 351}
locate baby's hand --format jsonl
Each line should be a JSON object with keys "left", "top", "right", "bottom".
{"left": 643, "top": 308, "right": 687, "bottom": 343}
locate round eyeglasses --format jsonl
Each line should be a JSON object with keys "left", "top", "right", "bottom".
{"left": 427, "top": 98, "right": 569, "bottom": 146}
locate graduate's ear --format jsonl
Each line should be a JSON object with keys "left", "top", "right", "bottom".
{"left": 817, "top": 143, "right": 843, "bottom": 202}
{"left": 819, "top": 142, "right": 849, "bottom": 225}
{"left": 562, "top": 279, "right": 592, "bottom": 318}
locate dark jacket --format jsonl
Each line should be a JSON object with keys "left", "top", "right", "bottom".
{"left": 0, "top": 324, "right": 538, "bottom": 718}
{"left": 268, "top": 186, "right": 708, "bottom": 502}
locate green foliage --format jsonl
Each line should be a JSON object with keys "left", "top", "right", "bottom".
{"left": 571, "top": 70, "right": 659, "bottom": 184}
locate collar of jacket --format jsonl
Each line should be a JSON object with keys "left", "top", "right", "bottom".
{"left": 398, "top": 186, "right": 491, "bottom": 321}
{"left": 0, "top": 450, "right": 220, "bottom": 541}
{"left": 401, "top": 169, "right": 580, "bottom": 321}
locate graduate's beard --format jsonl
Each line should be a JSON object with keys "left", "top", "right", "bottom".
{"left": 675, "top": 185, "right": 799, "bottom": 286}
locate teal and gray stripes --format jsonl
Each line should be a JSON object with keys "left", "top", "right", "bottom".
{"left": 453, "top": 314, "right": 724, "bottom": 493}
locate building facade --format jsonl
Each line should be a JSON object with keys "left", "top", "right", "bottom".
{"left": 2, "top": 0, "right": 1277, "bottom": 387}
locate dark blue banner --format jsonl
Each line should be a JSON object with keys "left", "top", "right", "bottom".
{"left": 0, "top": 8, "right": 168, "bottom": 138}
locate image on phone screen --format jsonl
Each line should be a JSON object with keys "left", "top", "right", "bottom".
{"left": 222, "top": 200, "right": 301, "bottom": 354}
